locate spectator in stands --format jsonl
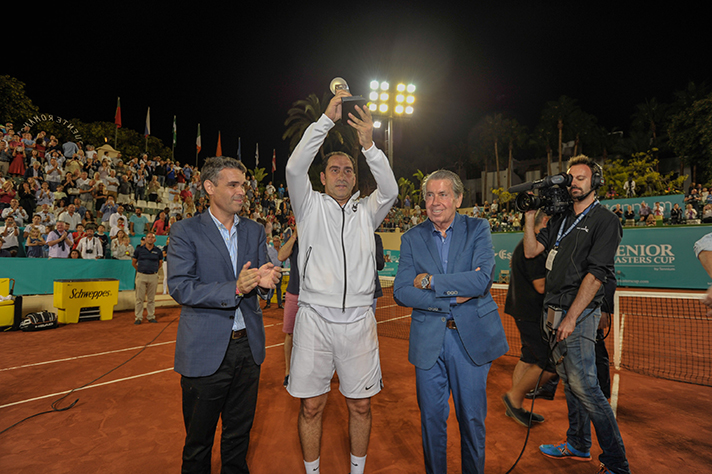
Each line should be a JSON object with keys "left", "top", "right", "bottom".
{"left": 168, "top": 194, "right": 183, "bottom": 219}
{"left": 117, "top": 174, "right": 133, "bottom": 204}
{"left": 612, "top": 203, "right": 623, "bottom": 220}
{"left": 182, "top": 195, "right": 196, "bottom": 216}
{"left": 72, "top": 223, "right": 86, "bottom": 249}
{"left": 0, "top": 216, "right": 20, "bottom": 257}
{"left": 76, "top": 225, "right": 104, "bottom": 259}
{"left": 100, "top": 195, "right": 118, "bottom": 225}
{"left": 36, "top": 181, "right": 54, "bottom": 207}
{"left": 110, "top": 216, "right": 129, "bottom": 239}
{"left": 59, "top": 203, "right": 82, "bottom": 231}
{"left": 69, "top": 248, "right": 81, "bottom": 259}
{"left": 25, "top": 225, "right": 46, "bottom": 258}
{"left": 110, "top": 205, "right": 128, "bottom": 229}
{"left": 0, "top": 180, "right": 16, "bottom": 211}
{"left": 82, "top": 210, "right": 98, "bottom": 228}
{"left": 8, "top": 144, "right": 26, "bottom": 176}
{"left": 47, "top": 220, "right": 73, "bottom": 258}
{"left": 94, "top": 182, "right": 109, "bottom": 212}
{"left": 37, "top": 203, "right": 56, "bottom": 227}
{"left": 702, "top": 204, "right": 712, "bottom": 224}
{"left": 638, "top": 201, "right": 651, "bottom": 223}
{"left": 76, "top": 171, "right": 95, "bottom": 212}
{"left": 134, "top": 169, "right": 147, "bottom": 201}
{"left": 129, "top": 207, "right": 149, "bottom": 236}
{"left": 95, "top": 223, "right": 110, "bottom": 257}
{"left": 112, "top": 229, "right": 129, "bottom": 254}
{"left": 18, "top": 181, "right": 36, "bottom": 217}
{"left": 0, "top": 140, "right": 12, "bottom": 177}
{"left": 62, "top": 138, "right": 79, "bottom": 162}
{"left": 44, "top": 156, "right": 63, "bottom": 191}
{"left": 113, "top": 234, "right": 134, "bottom": 260}
{"left": 151, "top": 210, "right": 170, "bottom": 235}
{"left": 685, "top": 203, "right": 698, "bottom": 220}
{"left": 2, "top": 199, "right": 29, "bottom": 226}
{"left": 147, "top": 175, "right": 161, "bottom": 202}
{"left": 105, "top": 169, "right": 119, "bottom": 199}
{"left": 24, "top": 214, "right": 47, "bottom": 239}
{"left": 685, "top": 189, "right": 701, "bottom": 214}
{"left": 623, "top": 205, "right": 635, "bottom": 222}
{"left": 24, "top": 160, "right": 44, "bottom": 182}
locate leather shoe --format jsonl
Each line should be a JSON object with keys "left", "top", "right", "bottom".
{"left": 264, "top": 303, "right": 271, "bottom": 309}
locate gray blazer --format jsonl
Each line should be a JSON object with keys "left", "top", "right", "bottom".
{"left": 168, "top": 211, "right": 268, "bottom": 377}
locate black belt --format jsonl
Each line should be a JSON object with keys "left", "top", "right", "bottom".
{"left": 231, "top": 328, "right": 247, "bottom": 340}
{"left": 446, "top": 320, "right": 457, "bottom": 330}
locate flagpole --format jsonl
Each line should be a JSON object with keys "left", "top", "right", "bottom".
{"left": 171, "top": 116, "right": 177, "bottom": 162}
{"left": 196, "top": 123, "right": 201, "bottom": 167}
{"left": 114, "top": 97, "right": 121, "bottom": 149}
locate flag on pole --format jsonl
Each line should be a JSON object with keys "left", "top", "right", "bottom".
{"left": 237, "top": 137, "right": 242, "bottom": 161}
{"left": 172, "top": 116, "right": 177, "bottom": 147}
{"left": 114, "top": 97, "right": 122, "bottom": 128}
{"left": 144, "top": 107, "right": 151, "bottom": 137}
{"left": 196, "top": 124, "right": 202, "bottom": 153}
{"left": 255, "top": 143, "right": 259, "bottom": 167}
{"left": 216, "top": 131, "right": 222, "bottom": 157}
{"left": 272, "top": 149, "right": 276, "bottom": 172}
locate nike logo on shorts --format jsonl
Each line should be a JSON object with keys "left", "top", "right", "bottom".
{"left": 365, "top": 383, "right": 375, "bottom": 390}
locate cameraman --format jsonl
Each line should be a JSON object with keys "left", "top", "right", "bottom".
{"left": 523, "top": 155, "right": 629, "bottom": 474}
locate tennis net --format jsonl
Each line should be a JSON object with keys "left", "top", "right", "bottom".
{"left": 374, "top": 281, "right": 711, "bottom": 387}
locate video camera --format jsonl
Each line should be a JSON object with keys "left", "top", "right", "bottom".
{"left": 508, "top": 172, "right": 573, "bottom": 215}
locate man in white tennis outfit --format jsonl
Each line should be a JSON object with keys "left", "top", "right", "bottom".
{"left": 285, "top": 88, "right": 398, "bottom": 474}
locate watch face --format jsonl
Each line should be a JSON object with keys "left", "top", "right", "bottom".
{"left": 421, "top": 276, "right": 429, "bottom": 289}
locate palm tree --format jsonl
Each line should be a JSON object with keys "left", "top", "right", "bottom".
{"left": 501, "top": 118, "right": 528, "bottom": 191}
{"left": 282, "top": 92, "right": 360, "bottom": 187}
{"left": 540, "top": 96, "right": 580, "bottom": 171}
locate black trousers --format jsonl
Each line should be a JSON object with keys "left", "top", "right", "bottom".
{"left": 180, "top": 337, "right": 261, "bottom": 474}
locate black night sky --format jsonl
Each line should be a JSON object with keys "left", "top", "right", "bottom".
{"left": 10, "top": 2, "right": 711, "bottom": 184}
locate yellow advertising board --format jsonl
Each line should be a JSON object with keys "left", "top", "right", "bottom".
{"left": 53, "top": 279, "right": 119, "bottom": 323}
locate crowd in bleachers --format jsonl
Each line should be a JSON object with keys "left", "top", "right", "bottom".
{"left": 0, "top": 123, "right": 296, "bottom": 258}
{"left": 3, "top": 122, "right": 710, "bottom": 258}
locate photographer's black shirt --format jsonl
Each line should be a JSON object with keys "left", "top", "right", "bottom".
{"left": 536, "top": 202, "right": 621, "bottom": 310}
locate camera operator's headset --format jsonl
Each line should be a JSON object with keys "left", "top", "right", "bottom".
{"left": 590, "top": 161, "right": 604, "bottom": 191}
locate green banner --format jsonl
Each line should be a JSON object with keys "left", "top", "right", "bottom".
{"left": 0, "top": 259, "right": 137, "bottom": 296}
{"left": 493, "top": 225, "right": 712, "bottom": 290}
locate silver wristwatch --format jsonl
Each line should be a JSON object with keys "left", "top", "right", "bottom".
{"left": 421, "top": 274, "right": 431, "bottom": 289}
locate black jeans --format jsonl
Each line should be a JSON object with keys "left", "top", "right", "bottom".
{"left": 180, "top": 337, "right": 261, "bottom": 474}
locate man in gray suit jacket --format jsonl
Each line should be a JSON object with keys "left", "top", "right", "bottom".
{"left": 394, "top": 170, "right": 508, "bottom": 474}
{"left": 168, "top": 157, "right": 280, "bottom": 474}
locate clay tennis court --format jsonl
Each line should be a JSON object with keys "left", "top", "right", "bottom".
{"left": 2, "top": 288, "right": 711, "bottom": 473}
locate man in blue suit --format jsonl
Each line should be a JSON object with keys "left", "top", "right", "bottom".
{"left": 168, "top": 156, "right": 281, "bottom": 474}
{"left": 394, "top": 169, "right": 508, "bottom": 474}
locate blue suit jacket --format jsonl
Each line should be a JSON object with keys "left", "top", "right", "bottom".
{"left": 394, "top": 213, "right": 508, "bottom": 370}
{"left": 167, "top": 211, "right": 268, "bottom": 377}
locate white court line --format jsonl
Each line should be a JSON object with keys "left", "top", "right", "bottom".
{"left": 611, "top": 373, "right": 620, "bottom": 418}
{"left": 2, "top": 314, "right": 412, "bottom": 410}
{"left": 0, "top": 341, "right": 176, "bottom": 372}
{"left": 0, "top": 368, "right": 174, "bottom": 410}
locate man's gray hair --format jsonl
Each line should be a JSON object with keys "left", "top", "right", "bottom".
{"left": 422, "top": 169, "right": 464, "bottom": 198}
{"left": 200, "top": 156, "right": 247, "bottom": 187}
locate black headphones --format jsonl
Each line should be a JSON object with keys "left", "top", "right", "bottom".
{"left": 590, "top": 162, "right": 604, "bottom": 190}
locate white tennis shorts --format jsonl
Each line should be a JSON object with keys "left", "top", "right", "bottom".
{"left": 287, "top": 305, "right": 383, "bottom": 399}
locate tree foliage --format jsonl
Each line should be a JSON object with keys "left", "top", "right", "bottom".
{"left": 603, "top": 150, "right": 686, "bottom": 198}
{"left": 0, "top": 75, "right": 39, "bottom": 125}
{"left": 668, "top": 92, "right": 712, "bottom": 184}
